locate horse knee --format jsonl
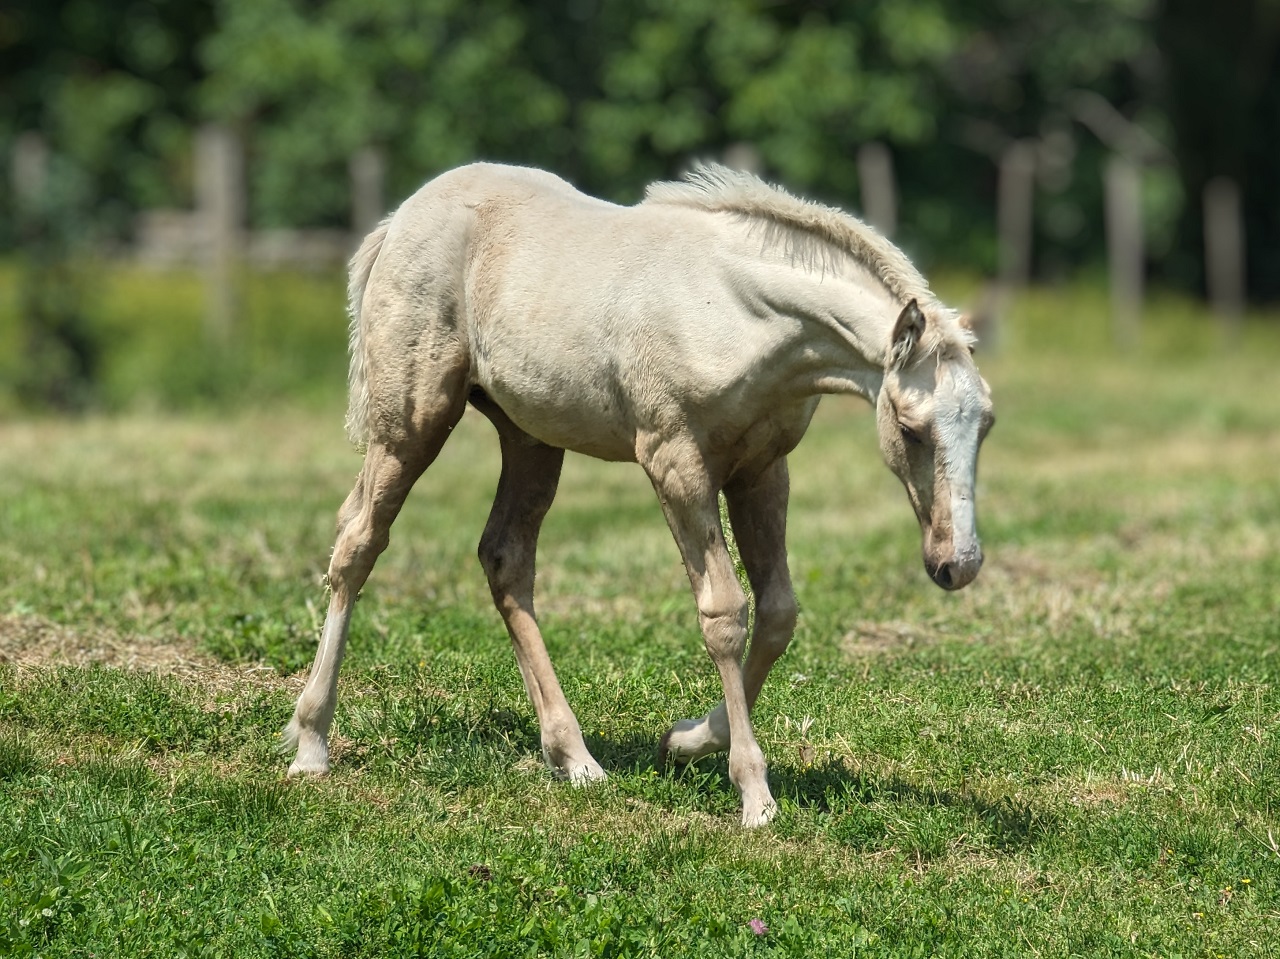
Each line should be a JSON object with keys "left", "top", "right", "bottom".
{"left": 698, "top": 592, "right": 749, "bottom": 662}
{"left": 477, "top": 533, "right": 530, "bottom": 598}
{"left": 476, "top": 532, "right": 504, "bottom": 584}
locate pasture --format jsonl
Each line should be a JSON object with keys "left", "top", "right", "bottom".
{"left": 1, "top": 272, "right": 1278, "bottom": 956}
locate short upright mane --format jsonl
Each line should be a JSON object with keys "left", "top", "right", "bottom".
{"left": 644, "top": 162, "right": 935, "bottom": 311}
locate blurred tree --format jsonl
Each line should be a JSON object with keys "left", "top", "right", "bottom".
{"left": 1, "top": 0, "right": 216, "bottom": 236}
{"left": 914, "top": 0, "right": 1159, "bottom": 273}
{"left": 1155, "top": 0, "right": 1280, "bottom": 298}
{"left": 201, "top": 0, "right": 571, "bottom": 226}
{"left": 2, "top": 0, "right": 218, "bottom": 408}
{"left": 11, "top": 152, "right": 102, "bottom": 410}
{"left": 581, "top": 0, "right": 959, "bottom": 199}
{"left": 1, "top": 0, "right": 1277, "bottom": 307}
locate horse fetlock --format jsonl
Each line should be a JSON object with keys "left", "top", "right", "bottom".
{"left": 659, "top": 708, "right": 731, "bottom": 765}
{"left": 728, "top": 740, "right": 768, "bottom": 786}
{"left": 291, "top": 686, "right": 336, "bottom": 730}
{"left": 729, "top": 744, "right": 773, "bottom": 827}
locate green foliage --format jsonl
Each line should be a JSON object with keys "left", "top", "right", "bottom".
{"left": 4, "top": 0, "right": 1279, "bottom": 418}
{"left": 0, "top": 848, "right": 94, "bottom": 957}
{"left": 580, "top": 0, "right": 955, "bottom": 194}
{"left": 201, "top": 0, "right": 571, "bottom": 226}
{"left": 9, "top": 254, "right": 101, "bottom": 411}
{"left": 0, "top": 0, "right": 216, "bottom": 237}
{"left": 0, "top": 262, "right": 346, "bottom": 413}
{"left": 9, "top": 0, "right": 1267, "bottom": 282}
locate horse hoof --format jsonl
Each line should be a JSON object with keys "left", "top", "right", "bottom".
{"left": 284, "top": 728, "right": 331, "bottom": 777}
{"left": 568, "top": 761, "right": 607, "bottom": 786}
{"left": 287, "top": 759, "right": 330, "bottom": 778}
{"left": 657, "top": 727, "right": 677, "bottom": 767}
{"left": 741, "top": 798, "right": 778, "bottom": 829}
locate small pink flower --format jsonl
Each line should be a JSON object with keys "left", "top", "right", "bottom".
{"left": 749, "top": 918, "right": 768, "bottom": 936}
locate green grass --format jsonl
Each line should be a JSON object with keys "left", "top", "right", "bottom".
{"left": 1, "top": 278, "right": 1279, "bottom": 956}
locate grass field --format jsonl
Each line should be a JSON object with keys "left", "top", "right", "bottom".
{"left": 2, "top": 279, "right": 1279, "bottom": 956}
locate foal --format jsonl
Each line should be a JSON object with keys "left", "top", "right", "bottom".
{"left": 283, "top": 162, "right": 994, "bottom": 827}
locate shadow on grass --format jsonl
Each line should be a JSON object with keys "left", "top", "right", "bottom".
{"left": 338, "top": 708, "right": 1053, "bottom": 853}
{"left": 769, "top": 759, "right": 1055, "bottom": 852}
{"left": 341, "top": 702, "right": 544, "bottom": 783}
{"left": 584, "top": 729, "right": 1053, "bottom": 852}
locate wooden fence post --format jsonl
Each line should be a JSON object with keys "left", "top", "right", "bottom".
{"left": 982, "top": 138, "right": 1037, "bottom": 350}
{"left": 722, "top": 142, "right": 764, "bottom": 176}
{"left": 857, "top": 142, "right": 897, "bottom": 237}
{"left": 997, "top": 140, "right": 1036, "bottom": 293}
{"left": 349, "top": 146, "right": 386, "bottom": 241}
{"left": 196, "top": 124, "right": 244, "bottom": 345}
{"left": 12, "top": 132, "right": 49, "bottom": 227}
{"left": 1068, "top": 91, "right": 1180, "bottom": 345}
{"left": 1104, "top": 155, "right": 1143, "bottom": 348}
{"left": 1203, "top": 176, "right": 1245, "bottom": 338}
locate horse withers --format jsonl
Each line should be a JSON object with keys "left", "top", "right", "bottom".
{"left": 282, "top": 162, "right": 994, "bottom": 827}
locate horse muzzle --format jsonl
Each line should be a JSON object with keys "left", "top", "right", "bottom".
{"left": 926, "top": 555, "right": 982, "bottom": 590}
{"left": 923, "top": 534, "right": 984, "bottom": 591}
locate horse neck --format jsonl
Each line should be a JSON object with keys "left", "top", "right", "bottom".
{"left": 735, "top": 252, "right": 898, "bottom": 402}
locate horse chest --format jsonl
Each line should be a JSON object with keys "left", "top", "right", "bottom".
{"left": 712, "top": 400, "right": 818, "bottom": 479}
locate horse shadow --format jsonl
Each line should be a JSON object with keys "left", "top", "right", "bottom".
{"left": 360, "top": 707, "right": 1053, "bottom": 852}
{"left": 767, "top": 758, "right": 1054, "bottom": 852}
{"left": 583, "top": 729, "right": 1054, "bottom": 852}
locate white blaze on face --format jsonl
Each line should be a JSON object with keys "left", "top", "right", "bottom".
{"left": 932, "top": 360, "right": 990, "bottom": 563}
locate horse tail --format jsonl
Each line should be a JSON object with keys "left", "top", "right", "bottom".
{"left": 344, "top": 216, "right": 393, "bottom": 452}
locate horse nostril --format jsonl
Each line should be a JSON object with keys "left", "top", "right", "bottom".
{"left": 933, "top": 562, "right": 954, "bottom": 590}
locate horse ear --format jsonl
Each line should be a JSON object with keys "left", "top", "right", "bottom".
{"left": 889, "top": 299, "right": 925, "bottom": 370}
{"left": 957, "top": 311, "right": 978, "bottom": 354}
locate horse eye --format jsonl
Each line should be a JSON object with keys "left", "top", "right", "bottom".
{"left": 900, "top": 424, "right": 923, "bottom": 446}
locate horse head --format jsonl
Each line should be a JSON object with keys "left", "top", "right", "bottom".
{"left": 876, "top": 300, "right": 994, "bottom": 591}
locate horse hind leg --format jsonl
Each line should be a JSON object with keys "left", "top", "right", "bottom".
{"left": 474, "top": 396, "right": 605, "bottom": 784}
{"left": 283, "top": 364, "right": 468, "bottom": 776}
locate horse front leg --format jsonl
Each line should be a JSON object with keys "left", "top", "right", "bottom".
{"left": 643, "top": 441, "right": 777, "bottom": 827}
{"left": 660, "top": 458, "right": 797, "bottom": 769}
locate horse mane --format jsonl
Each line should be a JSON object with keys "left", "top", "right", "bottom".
{"left": 643, "top": 163, "right": 970, "bottom": 353}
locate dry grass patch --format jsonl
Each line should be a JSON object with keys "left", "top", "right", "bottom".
{"left": 0, "top": 613, "right": 300, "bottom": 698}
{"left": 0, "top": 613, "right": 211, "bottom": 674}
{"left": 841, "top": 619, "right": 939, "bottom": 657}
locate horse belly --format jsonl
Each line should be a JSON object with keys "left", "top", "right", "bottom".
{"left": 472, "top": 345, "right": 638, "bottom": 462}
